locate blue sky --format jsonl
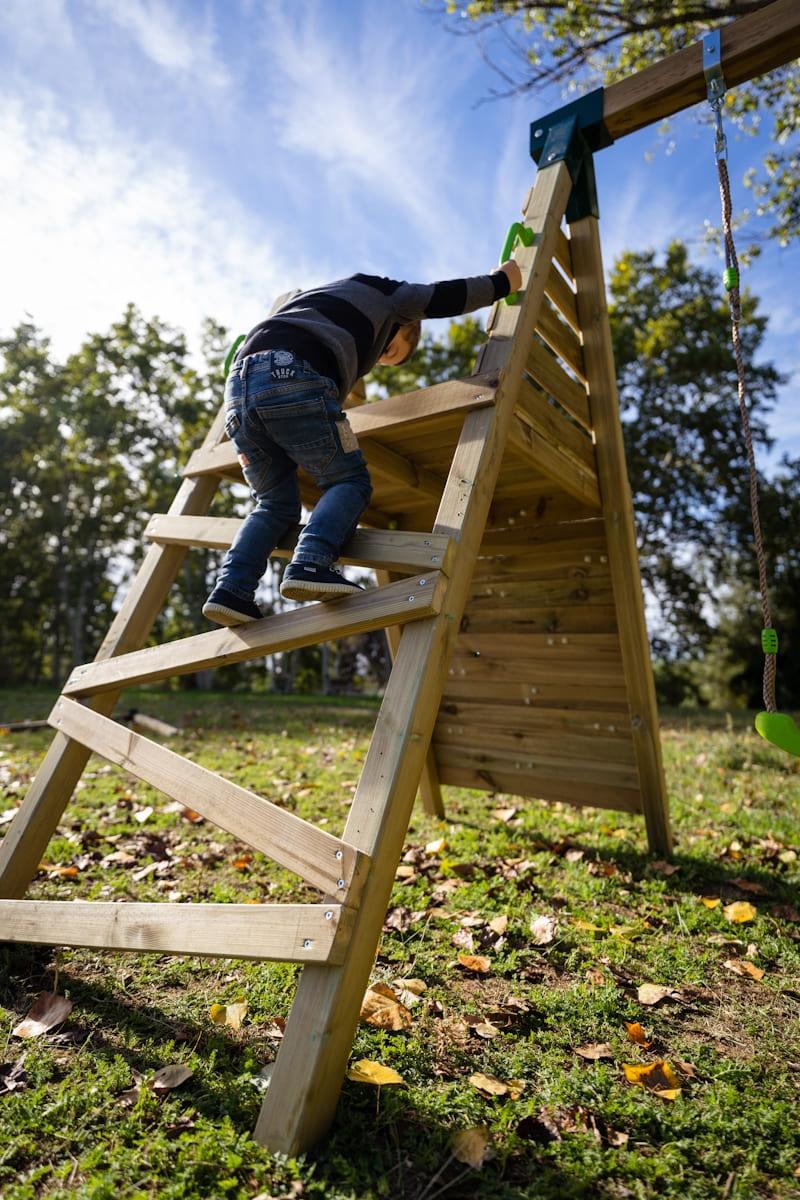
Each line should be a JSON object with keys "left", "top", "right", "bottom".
{"left": 0, "top": 0, "right": 797, "bottom": 468}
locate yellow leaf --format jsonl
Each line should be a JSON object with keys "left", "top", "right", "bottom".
{"left": 724, "top": 901, "right": 757, "bottom": 924}
{"left": 425, "top": 838, "right": 447, "bottom": 854}
{"left": 702, "top": 896, "right": 721, "bottom": 908}
{"left": 723, "top": 958, "right": 765, "bottom": 981}
{"left": 360, "top": 983, "right": 413, "bottom": 1032}
{"left": 469, "top": 1072, "right": 508, "bottom": 1096}
{"left": 488, "top": 915, "right": 508, "bottom": 935}
{"left": 209, "top": 999, "right": 247, "bottom": 1029}
{"left": 506, "top": 1078, "right": 526, "bottom": 1100}
{"left": 458, "top": 953, "right": 491, "bottom": 974}
{"left": 450, "top": 1126, "right": 491, "bottom": 1169}
{"left": 346, "top": 1059, "right": 404, "bottom": 1086}
{"left": 623, "top": 1060, "right": 681, "bottom": 1092}
{"left": 572, "top": 918, "right": 603, "bottom": 933}
{"left": 654, "top": 1087, "right": 682, "bottom": 1101}
{"left": 624, "top": 1021, "right": 653, "bottom": 1048}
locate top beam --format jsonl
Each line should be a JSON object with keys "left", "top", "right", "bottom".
{"left": 603, "top": 0, "right": 800, "bottom": 140}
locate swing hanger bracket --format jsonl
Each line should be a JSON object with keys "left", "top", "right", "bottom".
{"left": 702, "top": 29, "right": 728, "bottom": 162}
{"left": 530, "top": 88, "right": 613, "bottom": 222}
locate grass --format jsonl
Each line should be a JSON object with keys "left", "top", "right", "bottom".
{"left": 1, "top": 686, "right": 799, "bottom": 1199}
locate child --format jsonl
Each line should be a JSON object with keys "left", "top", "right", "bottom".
{"left": 203, "top": 260, "right": 522, "bottom": 625}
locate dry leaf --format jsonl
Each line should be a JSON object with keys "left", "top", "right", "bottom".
{"left": 133, "top": 806, "right": 153, "bottom": 824}
{"left": 624, "top": 1021, "right": 653, "bottom": 1048}
{"left": 723, "top": 958, "right": 765, "bottom": 981}
{"left": 653, "top": 1088, "right": 681, "bottom": 1101}
{"left": 12, "top": 992, "right": 73, "bottom": 1039}
{"left": 209, "top": 999, "right": 248, "bottom": 1029}
{"left": 457, "top": 954, "right": 491, "bottom": 974}
{"left": 585, "top": 968, "right": 605, "bottom": 987}
{"left": 360, "top": 983, "right": 413, "bottom": 1032}
{"left": 492, "top": 806, "right": 517, "bottom": 822}
{"left": 636, "top": 984, "right": 676, "bottom": 1007}
{"left": 473, "top": 1021, "right": 499, "bottom": 1040}
{"left": 346, "top": 1059, "right": 404, "bottom": 1086}
{"left": 530, "top": 913, "right": 557, "bottom": 946}
{"left": 488, "top": 915, "right": 508, "bottom": 935}
{"left": 40, "top": 864, "right": 79, "bottom": 878}
{"left": 724, "top": 901, "right": 757, "bottom": 924}
{"left": 575, "top": 1042, "right": 613, "bottom": 1061}
{"left": 623, "top": 1060, "right": 681, "bottom": 1095}
{"left": 732, "top": 877, "right": 766, "bottom": 895}
{"left": 151, "top": 1064, "right": 193, "bottom": 1092}
{"left": 702, "top": 897, "right": 721, "bottom": 909}
{"left": 0, "top": 1056, "right": 27, "bottom": 1094}
{"left": 469, "top": 1072, "right": 508, "bottom": 1096}
{"left": 450, "top": 1126, "right": 491, "bottom": 1169}
{"left": 651, "top": 860, "right": 680, "bottom": 876}
{"left": 425, "top": 837, "right": 447, "bottom": 854}
{"left": 393, "top": 978, "right": 426, "bottom": 1007}
{"left": 232, "top": 854, "right": 252, "bottom": 871}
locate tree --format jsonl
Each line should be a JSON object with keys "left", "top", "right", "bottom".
{"left": 440, "top": 1, "right": 799, "bottom": 251}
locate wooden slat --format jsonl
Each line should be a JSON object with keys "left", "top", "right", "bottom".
{"left": 506, "top": 416, "right": 601, "bottom": 509}
{"left": 50, "top": 698, "right": 367, "bottom": 902}
{"left": 0, "top": 900, "right": 352, "bottom": 964}
{"left": 360, "top": 439, "right": 444, "bottom": 503}
{"left": 438, "top": 699, "right": 633, "bottom": 738}
{"left": 435, "top": 757, "right": 642, "bottom": 814}
{"left": 516, "top": 378, "right": 596, "bottom": 473}
{"left": 602, "top": 0, "right": 800, "bottom": 141}
{"left": 432, "top": 729, "right": 637, "bottom": 780}
{"left": 545, "top": 262, "right": 579, "bottom": 332}
{"left": 536, "top": 300, "right": 587, "bottom": 382}
{"left": 63, "top": 573, "right": 446, "bottom": 697}
{"left": 526, "top": 338, "right": 592, "bottom": 431}
{"left": 146, "top": 517, "right": 454, "bottom": 576}
{"left": 458, "top": 603, "right": 619, "bottom": 636}
{"left": 571, "top": 215, "right": 671, "bottom": 854}
{"left": 553, "top": 227, "right": 574, "bottom": 281}
{"left": 442, "top": 678, "right": 630, "bottom": 707}
{"left": 183, "top": 378, "right": 498, "bottom": 479}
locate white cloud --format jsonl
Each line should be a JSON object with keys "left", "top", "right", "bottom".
{"left": 0, "top": 92, "right": 296, "bottom": 358}
{"left": 89, "top": 0, "right": 229, "bottom": 88}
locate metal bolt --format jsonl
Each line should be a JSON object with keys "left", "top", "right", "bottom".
{"left": 418, "top": 578, "right": 427, "bottom": 586}
{"left": 424, "top": 539, "right": 432, "bottom": 546}
{"left": 303, "top": 939, "right": 312, "bottom": 949}
{"left": 337, "top": 878, "right": 345, "bottom": 889}
{"left": 334, "top": 849, "right": 343, "bottom": 860}
{"left": 324, "top": 910, "right": 333, "bottom": 920}
{"left": 534, "top": 127, "right": 544, "bottom": 137}
{"left": 547, "top": 152, "right": 556, "bottom": 162}
{"left": 431, "top": 555, "right": 440, "bottom": 563}
{"left": 408, "top": 595, "right": 415, "bottom": 602}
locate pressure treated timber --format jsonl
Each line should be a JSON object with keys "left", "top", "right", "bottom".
{"left": 553, "top": 227, "right": 574, "bottom": 281}
{"left": 525, "top": 338, "right": 592, "bottom": 430}
{"left": 254, "top": 161, "right": 575, "bottom": 1155}
{"left": 435, "top": 757, "right": 642, "bottom": 814}
{"left": 458, "top": 604, "right": 619, "bottom": 636}
{"left": 0, "top": 900, "right": 352, "bottom": 964}
{"left": 516, "top": 378, "right": 596, "bottom": 473}
{"left": 536, "top": 300, "right": 586, "bottom": 382}
{"left": 359, "top": 439, "right": 444, "bottom": 503}
{"left": 438, "top": 700, "right": 633, "bottom": 738}
{"left": 145, "top": 517, "right": 454, "bottom": 576}
{"left": 50, "top": 697, "right": 367, "bottom": 901}
{"left": 545, "top": 262, "right": 579, "bottom": 332}
{"left": 570, "top": 214, "right": 671, "bottom": 854}
{"left": 506, "top": 415, "right": 601, "bottom": 509}
{"left": 63, "top": 573, "right": 446, "bottom": 697}
{"left": 602, "top": 0, "right": 800, "bottom": 141}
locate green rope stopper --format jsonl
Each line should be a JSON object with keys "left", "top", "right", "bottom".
{"left": 723, "top": 266, "right": 739, "bottom": 291}
{"left": 761, "top": 628, "right": 779, "bottom": 655}
{"left": 223, "top": 334, "right": 245, "bottom": 377}
{"left": 500, "top": 222, "right": 535, "bottom": 305}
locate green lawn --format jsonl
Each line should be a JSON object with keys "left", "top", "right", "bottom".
{"left": 1, "top": 688, "right": 799, "bottom": 1199}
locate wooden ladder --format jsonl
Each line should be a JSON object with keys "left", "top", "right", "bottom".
{"left": 0, "top": 158, "right": 670, "bottom": 1153}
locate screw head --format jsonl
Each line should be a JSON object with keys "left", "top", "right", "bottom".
{"left": 418, "top": 578, "right": 427, "bottom": 586}
{"left": 324, "top": 910, "right": 333, "bottom": 920}
{"left": 303, "top": 939, "right": 312, "bottom": 949}
{"left": 337, "top": 879, "right": 345, "bottom": 889}
{"left": 408, "top": 595, "right": 415, "bottom": 602}
{"left": 547, "top": 152, "right": 556, "bottom": 162}
{"left": 334, "top": 849, "right": 343, "bottom": 860}
{"left": 534, "top": 127, "right": 544, "bottom": 137}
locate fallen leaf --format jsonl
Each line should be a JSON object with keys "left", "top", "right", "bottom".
{"left": 209, "top": 999, "right": 248, "bottom": 1029}
{"left": 450, "top": 1126, "right": 491, "bottom": 1169}
{"left": 151, "top": 1064, "right": 193, "bottom": 1092}
{"left": 457, "top": 954, "right": 491, "bottom": 974}
{"left": 360, "top": 983, "right": 413, "bottom": 1032}
{"left": 492, "top": 806, "right": 518, "bottom": 823}
{"left": 723, "top": 958, "right": 765, "bottom": 981}
{"left": 384, "top": 905, "right": 413, "bottom": 932}
{"left": 133, "top": 806, "right": 154, "bottom": 824}
{"left": 39, "top": 863, "right": 79, "bottom": 878}
{"left": 636, "top": 984, "right": 677, "bottom": 1007}
{"left": 732, "top": 877, "right": 766, "bottom": 895}
{"left": 0, "top": 1055, "right": 27, "bottom": 1094}
{"left": 346, "top": 1059, "right": 404, "bottom": 1086}
{"left": 585, "top": 968, "right": 605, "bottom": 987}
{"left": 702, "top": 897, "right": 721, "bottom": 909}
{"left": 12, "top": 992, "right": 73, "bottom": 1039}
{"left": 232, "top": 854, "right": 252, "bottom": 870}
{"left": 724, "top": 901, "right": 757, "bottom": 924}
{"left": 469, "top": 1072, "right": 508, "bottom": 1096}
{"left": 608, "top": 1129, "right": 630, "bottom": 1147}
{"left": 488, "top": 915, "right": 508, "bottom": 935}
{"left": 565, "top": 848, "right": 585, "bottom": 864}
{"left": 572, "top": 918, "right": 603, "bottom": 933}
{"left": 393, "top": 978, "right": 426, "bottom": 1007}
{"left": 575, "top": 1042, "right": 613, "bottom": 1061}
{"left": 425, "top": 837, "right": 447, "bottom": 854}
{"left": 623, "top": 1060, "right": 681, "bottom": 1095}
{"left": 624, "top": 1021, "right": 653, "bottom": 1048}
{"left": 651, "top": 860, "right": 680, "bottom": 876}
{"left": 473, "top": 1021, "right": 500, "bottom": 1040}
{"left": 653, "top": 1088, "right": 681, "bottom": 1101}
{"left": 530, "top": 913, "right": 557, "bottom": 946}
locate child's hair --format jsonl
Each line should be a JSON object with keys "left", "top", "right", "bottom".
{"left": 398, "top": 320, "right": 421, "bottom": 362}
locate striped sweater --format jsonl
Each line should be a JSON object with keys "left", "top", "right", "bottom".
{"left": 237, "top": 271, "right": 510, "bottom": 398}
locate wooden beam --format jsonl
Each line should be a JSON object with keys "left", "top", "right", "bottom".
{"left": 360, "top": 439, "right": 444, "bottom": 503}
{"left": 0, "top": 900, "right": 352, "bottom": 964}
{"left": 50, "top": 698, "right": 368, "bottom": 902}
{"left": 506, "top": 414, "right": 601, "bottom": 509}
{"left": 525, "top": 338, "right": 592, "bottom": 431}
{"left": 63, "top": 573, "right": 446, "bottom": 697}
{"left": 145, "top": 517, "right": 454, "bottom": 576}
{"left": 603, "top": 0, "right": 800, "bottom": 141}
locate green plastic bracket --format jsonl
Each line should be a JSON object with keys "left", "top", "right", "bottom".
{"left": 500, "top": 222, "right": 535, "bottom": 305}
{"left": 224, "top": 334, "right": 245, "bottom": 377}
{"left": 761, "top": 628, "right": 779, "bottom": 654}
{"left": 755, "top": 711, "right": 800, "bottom": 757}
{"left": 529, "top": 88, "right": 613, "bottom": 223}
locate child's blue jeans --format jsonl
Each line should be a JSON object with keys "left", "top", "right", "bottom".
{"left": 214, "top": 350, "right": 372, "bottom": 602}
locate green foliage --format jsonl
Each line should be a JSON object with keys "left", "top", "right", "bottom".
{"left": 443, "top": 1, "right": 800, "bottom": 251}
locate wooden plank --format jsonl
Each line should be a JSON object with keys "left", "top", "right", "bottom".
{"left": 50, "top": 698, "right": 368, "bottom": 902}
{"left": 442, "top": 678, "right": 630, "bottom": 707}
{"left": 454, "top": 631, "right": 622, "bottom": 659}
{"left": 536, "top": 300, "right": 587, "bottom": 382}
{"left": 486, "top": 490, "right": 601, "bottom": 528}
{"left": 145, "top": 516, "right": 453, "bottom": 575}
{"left": 63, "top": 573, "right": 446, "bottom": 697}
{"left": 0, "top": 900, "right": 352, "bottom": 964}
{"left": 602, "top": 0, "right": 800, "bottom": 141}
{"left": 432, "top": 730, "right": 638, "bottom": 781}
{"left": 506, "top": 416, "right": 601, "bottom": 509}
{"left": 525, "top": 338, "right": 592, "bottom": 431}
{"left": 553, "top": 227, "right": 575, "bottom": 281}
{"left": 435, "top": 758, "right": 642, "bottom": 814}
{"left": 183, "top": 378, "right": 498, "bottom": 479}
{"left": 516, "top": 378, "right": 596, "bottom": 472}
{"left": 458, "top": 603, "right": 619, "bottom": 636}
{"left": 254, "top": 162, "right": 575, "bottom": 1155}
{"left": 545, "top": 262, "right": 579, "bottom": 332}
{"left": 438, "top": 699, "right": 633, "bottom": 738}
{"left": 360, "top": 439, "right": 444, "bottom": 503}
{"left": 571, "top": 215, "right": 671, "bottom": 855}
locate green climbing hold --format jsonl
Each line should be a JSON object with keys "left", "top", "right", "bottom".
{"left": 755, "top": 711, "right": 800, "bottom": 758}
{"left": 761, "top": 628, "right": 779, "bottom": 654}
{"left": 224, "top": 334, "right": 245, "bottom": 377}
{"left": 723, "top": 266, "right": 738, "bottom": 291}
{"left": 500, "top": 221, "right": 535, "bottom": 306}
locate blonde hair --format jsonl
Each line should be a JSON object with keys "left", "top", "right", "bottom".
{"left": 397, "top": 320, "right": 421, "bottom": 362}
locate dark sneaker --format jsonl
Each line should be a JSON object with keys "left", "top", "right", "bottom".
{"left": 280, "top": 562, "right": 364, "bottom": 602}
{"left": 202, "top": 587, "right": 262, "bottom": 627}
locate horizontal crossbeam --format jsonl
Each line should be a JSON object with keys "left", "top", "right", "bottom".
{"left": 0, "top": 900, "right": 352, "bottom": 963}
{"left": 63, "top": 573, "right": 446, "bottom": 697}
{"left": 145, "top": 518, "right": 453, "bottom": 576}
{"left": 49, "top": 698, "right": 367, "bottom": 902}
{"left": 507, "top": 413, "right": 600, "bottom": 508}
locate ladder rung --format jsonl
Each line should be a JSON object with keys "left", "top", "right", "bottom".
{"left": 145, "top": 518, "right": 453, "bottom": 576}
{"left": 63, "top": 573, "right": 446, "bottom": 697}
{"left": 49, "top": 697, "right": 368, "bottom": 902}
{"left": 0, "top": 900, "right": 352, "bottom": 964}
{"left": 183, "top": 376, "right": 498, "bottom": 479}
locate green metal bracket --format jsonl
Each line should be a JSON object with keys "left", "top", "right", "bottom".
{"left": 529, "top": 88, "right": 613, "bottom": 223}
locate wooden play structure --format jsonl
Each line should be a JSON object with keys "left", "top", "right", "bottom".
{"left": 1, "top": 0, "right": 798, "bottom": 1154}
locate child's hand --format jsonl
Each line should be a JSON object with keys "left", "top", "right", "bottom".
{"left": 497, "top": 259, "right": 523, "bottom": 293}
